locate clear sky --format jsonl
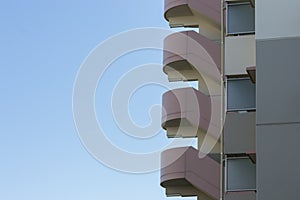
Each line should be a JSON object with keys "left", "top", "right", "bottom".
{"left": 0, "top": 1, "right": 196, "bottom": 200}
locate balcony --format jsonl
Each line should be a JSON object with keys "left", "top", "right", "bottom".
{"left": 224, "top": 112, "right": 256, "bottom": 154}
{"left": 162, "top": 87, "right": 221, "bottom": 139}
{"left": 164, "top": 0, "right": 221, "bottom": 40}
{"left": 162, "top": 87, "right": 221, "bottom": 153}
{"left": 161, "top": 147, "right": 220, "bottom": 199}
{"left": 163, "top": 31, "right": 221, "bottom": 95}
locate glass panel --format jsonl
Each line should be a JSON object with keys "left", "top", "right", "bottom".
{"left": 226, "top": 2, "right": 255, "bottom": 35}
{"left": 227, "top": 78, "right": 256, "bottom": 111}
{"left": 226, "top": 157, "right": 256, "bottom": 191}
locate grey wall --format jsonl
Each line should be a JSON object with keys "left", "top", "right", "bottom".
{"left": 225, "top": 192, "right": 256, "bottom": 200}
{"left": 256, "top": 31, "right": 300, "bottom": 200}
{"left": 257, "top": 123, "right": 300, "bottom": 200}
{"left": 224, "top": 112, "right": 256, "bottom": 154}
{"left": 256, "top": 38, "right": 300, "bottom": 124}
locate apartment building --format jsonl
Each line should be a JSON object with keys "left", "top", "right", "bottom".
{"left": 159, "top": 0, "right": 300, "bottom": 200}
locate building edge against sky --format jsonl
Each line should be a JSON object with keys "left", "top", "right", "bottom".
{"left": 158, "top": 0, "right": 300, "bottom": 200}
{"left": 161, "top": 0, "right": 222, "bottom": 199}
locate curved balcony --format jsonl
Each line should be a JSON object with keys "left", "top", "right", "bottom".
{"left": 163, "top": 31, "right": 221, "bottom": 95}
{"left": 162, "top": 87, "right": 208, "bottom": 137}
{"left": 161, "top": 147, "right": 220, "bottom": 199}
{"left": 164, "top": 0, "right": 221, "bottom": 40}
{"left": 161, "top": 87, "right": 221, "bottom": 152}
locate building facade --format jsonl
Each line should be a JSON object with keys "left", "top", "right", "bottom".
{"left": 159, "top": 0, "right": 300, "bottom": 200}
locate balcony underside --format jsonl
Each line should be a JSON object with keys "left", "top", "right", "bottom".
{"left": 246, "top": 66, "right": 256, "bottom": 83}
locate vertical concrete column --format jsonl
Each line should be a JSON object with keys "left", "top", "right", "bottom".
{"left": 256, "top": 1, "right": 300, "bottom": 199}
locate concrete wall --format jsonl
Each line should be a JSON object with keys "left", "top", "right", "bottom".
{"left": 225, "top": 35, "right": 256, "bottom": 75}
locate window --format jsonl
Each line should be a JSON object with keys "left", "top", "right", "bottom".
{"left": 227, "top": 77, "right": 256, "bottom": 111}
{"left": 226, "top": 2, "right": 255, "bottom": 35}
{"left": 226, "top": 157, "right": 256, "bottom": 191}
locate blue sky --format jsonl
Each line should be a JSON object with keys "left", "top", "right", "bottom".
{"left": 0, "top": 1, "right": 196, "bottom": 199}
